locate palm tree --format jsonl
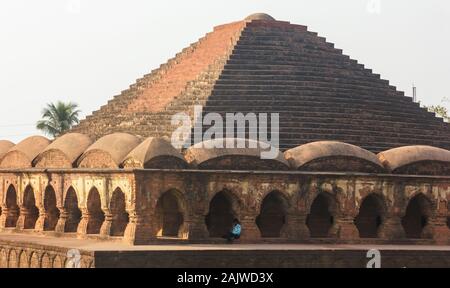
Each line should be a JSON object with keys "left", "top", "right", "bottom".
{"left": 36, "top": 101, "right": 81, "bottom": 138}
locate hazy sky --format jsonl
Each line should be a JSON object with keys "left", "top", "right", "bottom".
{"left": 0, "top": 0, "right": 449, "bottom": 142}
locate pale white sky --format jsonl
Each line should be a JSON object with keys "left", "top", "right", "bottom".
{"left": 0, "top": 0, "right": 449, "bottom": 142}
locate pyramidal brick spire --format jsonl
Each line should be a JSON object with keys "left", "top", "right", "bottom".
{"left": 72, "top": 14, "right": 450, "bottom": 153}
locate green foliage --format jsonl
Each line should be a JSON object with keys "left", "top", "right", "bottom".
{"left": 428, "top": 105, "right": 449, "bottom": 121}
{"left": 36, "top": 101, "right": 81, "bottom": 138}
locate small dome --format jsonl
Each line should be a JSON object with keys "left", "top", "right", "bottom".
{"left": 245, "top": 13, "right": 276, "bottom": 21}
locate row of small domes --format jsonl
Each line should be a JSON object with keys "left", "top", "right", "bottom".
{"left": 0, "top": 133, "right": 450, "bottom": 173}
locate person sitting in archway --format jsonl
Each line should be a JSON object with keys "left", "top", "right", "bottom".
{"left": 223, "top": 219, "right": 241, "bottom": 243}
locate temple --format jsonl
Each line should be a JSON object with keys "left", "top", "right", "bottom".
{"left": 0, "top": 13, "right": 449, "bottom": 268}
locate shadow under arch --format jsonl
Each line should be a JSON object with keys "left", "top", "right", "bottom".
{"left": 63, "top": 187, "right": 81, "bottom": 233}
{"left": 402, "top": 193, "right": 433, "bottom": 239}
{"left": 43, "top": 185, "right": 60, "bottom": 231}
{"left": 306, "top": 193, "right": 337, "bottom": 238}
{"left": 155, "top": 189, "right": 186, "bottom": 238}
{"left": 109, "top": 188, "right": 129, "bottom": 236}
{"left": 86, "top": 187, "right": 105, "bottom": 234}
{"left": 354, "top": 193, "right": 387, "bottom": 238}
{"left": 22, "top": 185, "right": 39, "bottom": 229}
{"left": 256, "top": 191, "right": 289, "bottom": 238}
{"left": 205, "top": 190, "right": 240, "bottom": 238}
{"left": 4, "top": 185, "right": 19, "bottom": 228}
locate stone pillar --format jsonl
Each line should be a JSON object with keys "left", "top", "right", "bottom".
{"left": 281, "top": 212, "right": 310, "bottom": 239}
{"left": 239, "top": 214, "right": 261, "bottom": 241}
{"left": 186, "top": 214, "right": 209, "bottom": 240}
{"left": 123, "top": 209, "right": 153, "bottom": 245}
{"left": 427, "top": 216, "right": 450, "bottom": 245}
{"left": 0, "top": 207, "right": 9, "bottom": 229}
{"left": 378, "top": 213, "right": 405, "bottom": 240}
{"left": 16, "top": 207, "right": 28, "bottom": 230}
{"left": 100, "top": 209, "right": 113, "bottom": 236}
{"left": 34, "top": 208, "right": 46, "bottom": 232}
{"left": 76, "top": 208, "right": 89, "bottom": 238}
{"left": 55, "top": 209, "right": 68, "bottom": 233}
{"left": 335, "top": 215, "right": 359, "bottom": 240}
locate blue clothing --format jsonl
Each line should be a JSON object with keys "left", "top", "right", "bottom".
{"left": 232, "top": 224, "right": 241, "bottom": 236}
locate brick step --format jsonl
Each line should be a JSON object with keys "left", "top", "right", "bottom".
{"left": 236, "top": 39, "right": 337, "bottom": 54}
{"left": 197, "top": 127, "right": 447, "bottom": 142}
{"left": 199, "top": 108, "right": 441, "bottom": 124}
{"left": 197, "top": 118, "right": 448, "bottom": 137}
{"left": 230, "top": 52, "right": 360, "bottom": 69}
{"left": 277, "top": 138, "right": 450, "bottom": 151}
{"left": 215, "top": 77, "right": 391, "bottom": 90}
{"left": 201, "top": 99, "right": 428, "bottom": 116}
{"left": 206, "top": 92, "right": 411, "bottom": 104}
{"left": 220, "top": 65, "right": 379, "bottom": 79}
{"left": 210, "top": 85, "right": 398, "bottom": 96}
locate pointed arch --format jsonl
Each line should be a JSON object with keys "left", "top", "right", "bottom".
{"left": 355, "top": 194, "right": 387, "bottom": 238}
{"left": 109, "top": 188, "right": 129, "bottom": 236}
{"left": 63, "top": 187, "right": 81, "bottom": 233}
{"left": 22, "top": 185, "right": 39, "bottom": 229}
{"left": 155, "top": 189, "right": 186, "bottom": 237}
{"left": 86, "top": 187, "right": 104, "bottom": 234}
{"left": 256, "top": 191, "right": 289, "bottom": 238}
{"left": 205, "top": 190, "right": 240, "bottom": 237}
{"left": 306, "top": 193, "right": 337, "bottom": 238}
{"left": 402, "top": 193, "right": 433, "bottom": 239}
{"left": 5, "top": 185, "right": 19, "bottom": 228}
{"left": 43, "top": 185, "right": 60, "bottom": 231}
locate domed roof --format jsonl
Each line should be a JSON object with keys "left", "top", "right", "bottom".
{"left": 34, "top": 133, "right": 93, "bottom": 168}
{"left": 0, "top": 136, "right": 51, "bottom": 168}
{"left": 0, "top": 140, "right": 15, "bottom": 159}
{"left": 285, "top": 141, "right": 384, "bottom": 172}
{"left": 185, "top": 138, "right": 289, "bottom": 170}
{"left": 78, "top": 133, "right": 141, "bottom": 168}
{"left": 378, "top": 145, "right": 450, "bottom": 173}
{"left": 122, "top": 137, "right": 187, "bottom": 169}
{"left": 245, "top": 13, "right": 276, "bottom": 21}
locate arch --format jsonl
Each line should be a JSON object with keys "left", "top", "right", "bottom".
{"left": 185, "top": 138, "right": 289, "bottom": 170}
{"left": 41, "top": 253, "right": 51, "bottom": 268}
{"left": 378, "top": 145, "right": 450, "bottom": 175}
{"left": 33, "top": 133, "right": 93, "bottom": 168}
{"left": 86, "top": 188, "right": 105, "bottom": 234}
{"left": 22, "top": 186, "right": 39, "bottom": 229}
{"left": 205, "top": 190, "right": 240, "bottom": 237}
{"left": 109, "top": 188, "right": 129, "bottom": 236}
{"left": 354, "top": 194, "right": 386, "bottom": 238}
{"left": 5, "top": 185, "right": 19, "bottom": 228}
{"left": 53, "top": 255, "right": 63, "bottom": 268}
{"left": 77, "top": 133, "right": 141, "bottom": 168}
{"left": 155, "top": 190, "right": 186, "bottom": 237}
{"left": 122, "top": 137, "right": 187, "bottom": 169}
{"left": 43, "top": 186, "right": 60, "bottom": 231}
{"left": 402, "top": 194, "right": 433, "bottom": 239}
{"left": 8, "top": 249, "right": 18, "bottom": 268}
{"left": 18, "top": 250, "right": 29, "bottom": 268}
{"left": 29, "top": 252, "right": 40, "bottom": 268}
{"left": 0, "top": 249, "right": 7, "bottom": 268}
{"left": 63, "top": 187, "right": 81, "bottom": 233}
{"left": 256, "top": 191, "right": 288, "bottom": 238}
{"left": 285, "top": 141, "right": 385, "bottom": 173}
{"left": 306, "top": 193, "right": 336, "bottom": 238}
{"left": 0, "top": 136, "right": 50, "bottom": 169}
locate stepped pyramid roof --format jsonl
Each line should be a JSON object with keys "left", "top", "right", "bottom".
{"left": 71, "top": 14, "right": 450, "bottom": 153}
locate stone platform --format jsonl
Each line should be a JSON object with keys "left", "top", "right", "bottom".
{"left": 0, "top": 233, "right": 449, "bottom": 268}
